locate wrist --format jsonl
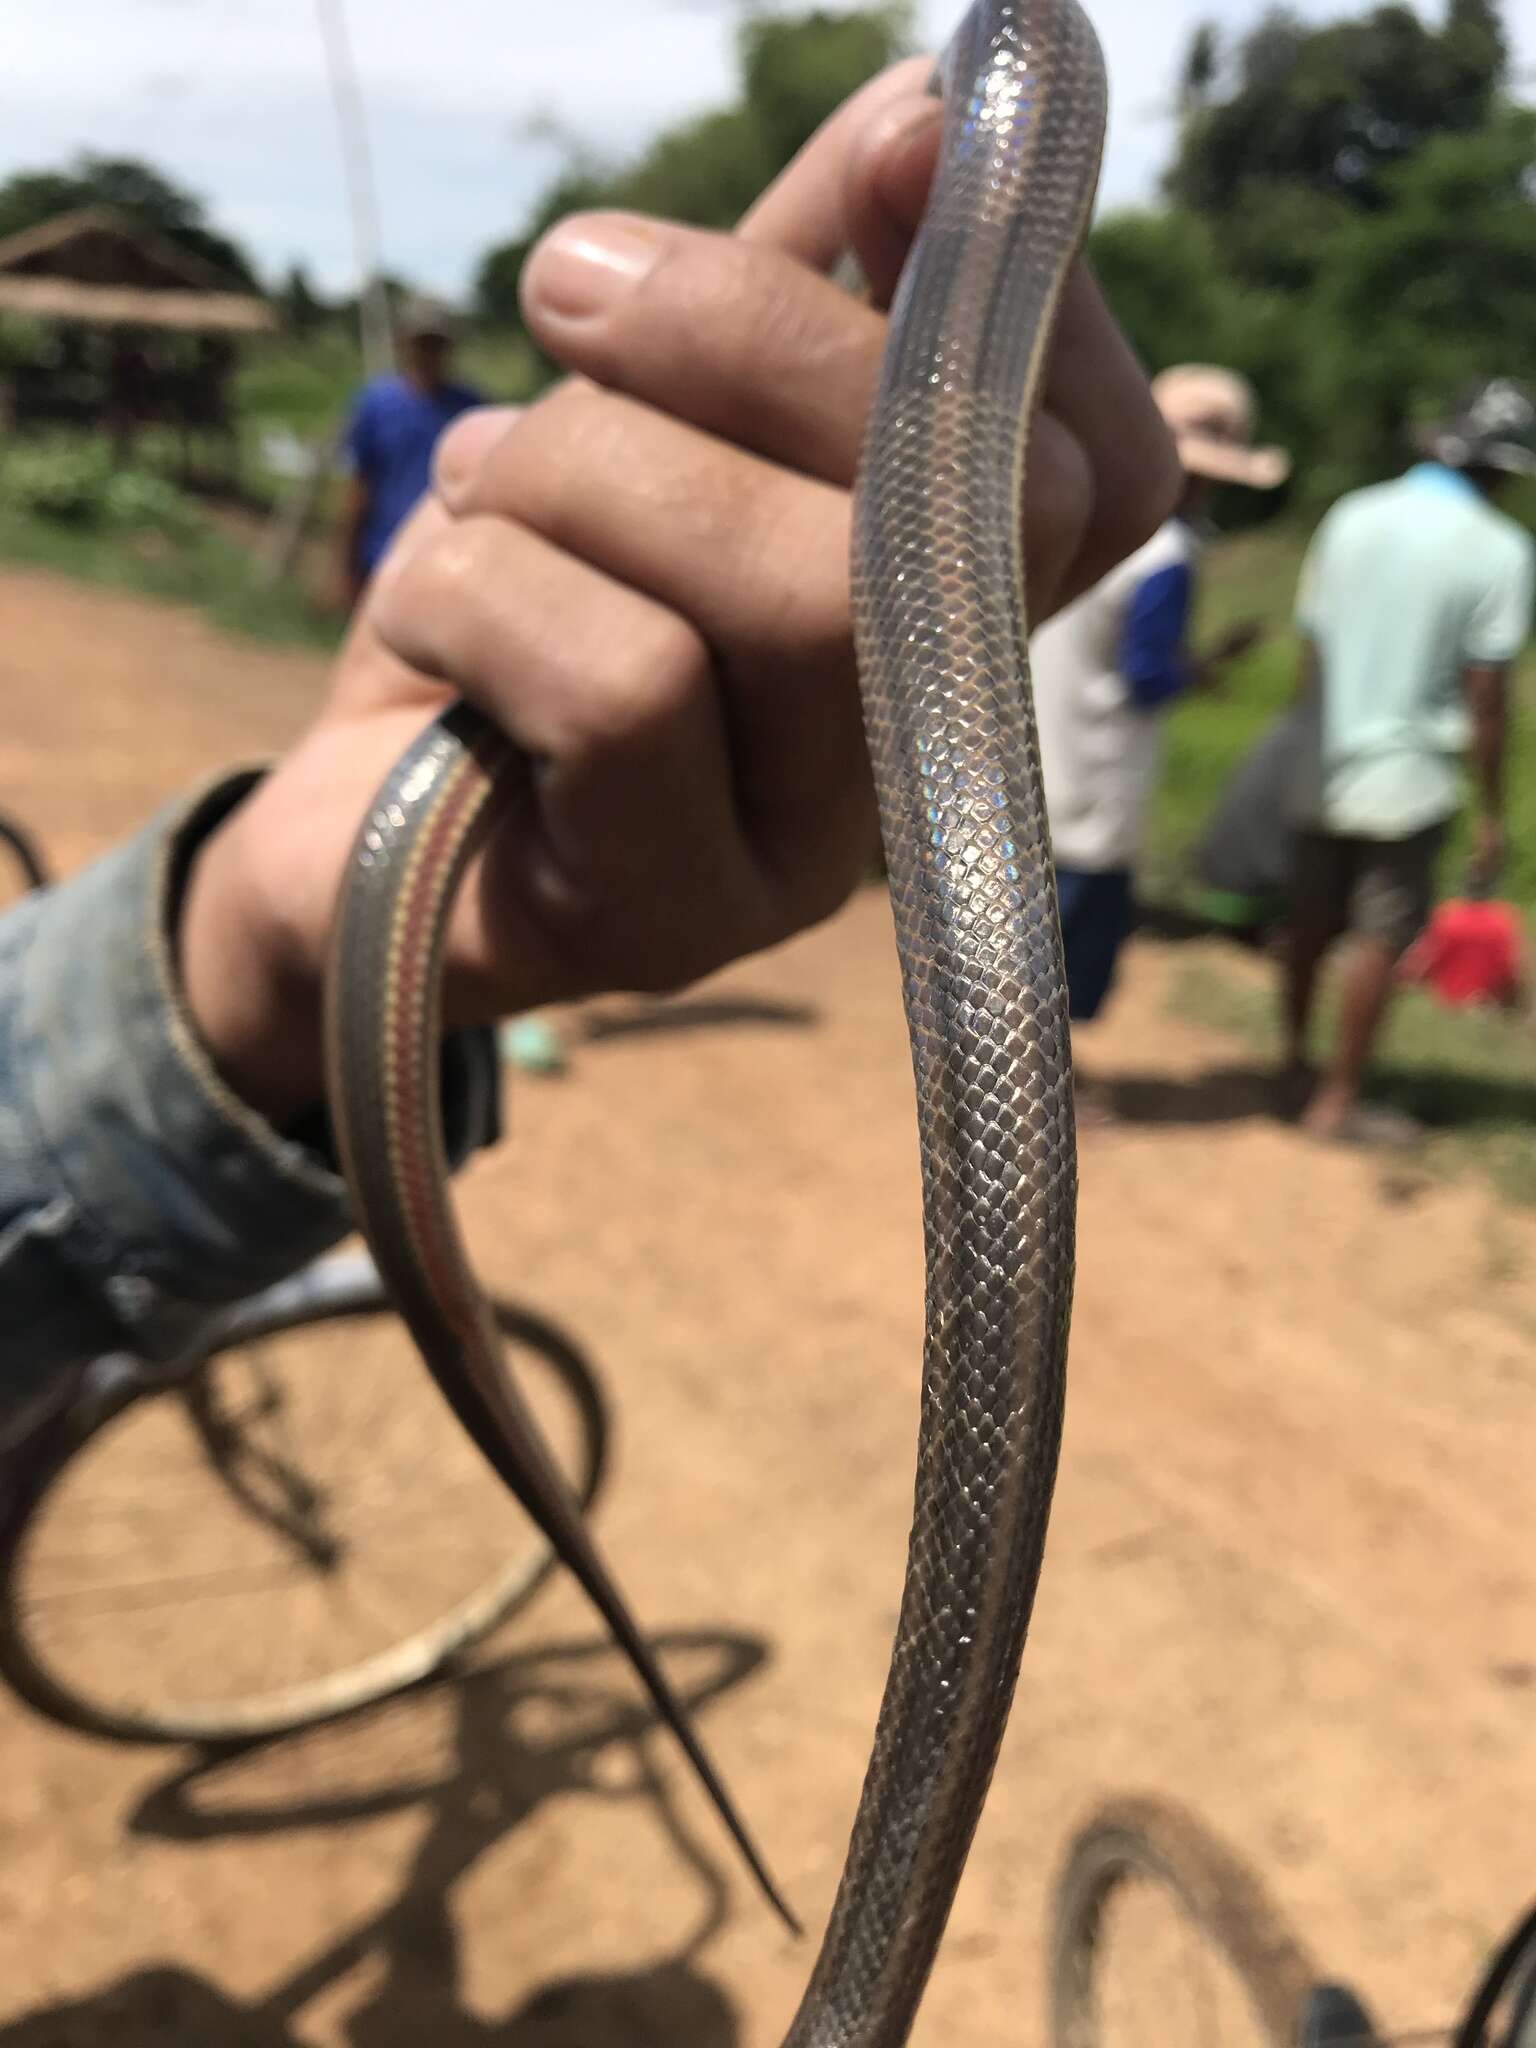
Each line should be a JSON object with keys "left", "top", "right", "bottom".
{"left": 178, "top": 776, "right": 327, "bottom": 1127}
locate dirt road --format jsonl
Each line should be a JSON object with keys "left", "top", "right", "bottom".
{"left": 1, "top": 568, "right": 1532, "bottom": 2045}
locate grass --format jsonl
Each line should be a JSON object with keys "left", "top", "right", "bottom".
{"left": 1168, "top": 952, "right": 1536, "bottom": 1206}
{"left": 0, "top": 496, "right": 342, "bottom": 652}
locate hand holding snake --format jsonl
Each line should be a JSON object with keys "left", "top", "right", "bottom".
{"left": 184, "top": 7, "right": 1178, "bottom": 2038}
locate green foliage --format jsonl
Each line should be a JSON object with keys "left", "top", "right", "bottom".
{"left": 236, "top": 330, "right": 365, "bottom": 442}
{"left": 1088, "top": 209, "right": 1242, "bottom": 373}
{"left": 1168, "top": 1, "right": 1507, "bottom": 216}
{"left": 741, "top": 5, "right": 915, "bottom": 167}
{"left": 1179, "top": 21, "right": 1221, "bottom": 115}
{"left": 0, "top": 154, "right": 257, "bottom": 287}
{"left": 278, "top": 264, "right": 330, "bottom": 338}
{"left": 1303, "top": 107, "right": 1536, "bottom": 492}
{"left": 620, "top": 109, "right": 778, "bottom": 232}
{"left": 0, "top": 438, "right": 194, "bottom": 534}
{"left": 1092, "top": 2, "right": 1536, "bottom": 513}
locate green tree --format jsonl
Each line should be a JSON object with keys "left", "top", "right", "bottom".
{"left": 1306, "top": 105, "right": 1536, "bottom": 493}
{"left": 0, "top": 154, "right": 257, "bottom": 286}
{"left": 741, "top": 5, "right": 914, "bottom": 167}
{"left": 619, "top": 109, "right": 778, "bottom": 232}
{"left": 278, "top": 263, "right": 329, "bottom": 337}
{"left": 1088, "top": 209, "right": 1239, "bottom": 375}
{"left": 1178, "top": 22, "right": 1221, "bottom": 118}
{"left": 1168, "top": 0, "right": 1509, "bottom": 215}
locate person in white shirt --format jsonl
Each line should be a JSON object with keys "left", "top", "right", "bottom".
{"left": 1032, "top": 366, "right": 1290, "bottom": 1029}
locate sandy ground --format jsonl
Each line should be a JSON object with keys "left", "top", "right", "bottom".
{"left": 1, "top": 566, "right": 1533, "bottom": 2045}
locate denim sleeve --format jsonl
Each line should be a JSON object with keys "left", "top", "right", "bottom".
{"left": 0, "top": 772, "right": 499, "bottom": 1440}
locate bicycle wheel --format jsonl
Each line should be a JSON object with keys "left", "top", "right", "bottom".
{"left": 0, "top": 811, "right": 48, "bottom": 900}
{"left": 0, "top": 1267, "right": 608, "bottom": 1744}
{"left": 1050, "top": 1796, "right": 1322, "bottom": 2048}
{"left": 1454, "top": 1900, "right": 1536, "bottom": 2048}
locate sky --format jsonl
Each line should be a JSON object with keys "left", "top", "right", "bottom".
{"left": 5, "top": 0, "right": 1535, "bottom": 300}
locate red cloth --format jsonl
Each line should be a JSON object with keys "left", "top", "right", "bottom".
{"left": 1401, "top": 899, "right": 1525, "bottom": 1007}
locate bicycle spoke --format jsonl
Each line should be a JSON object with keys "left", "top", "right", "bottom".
{"left": 3, "top": 1294, "right": 604, "bottom": 1739}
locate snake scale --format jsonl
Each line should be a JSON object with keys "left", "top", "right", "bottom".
{"left": 324, "top": 0, "right": 1101, "bottom": 2038}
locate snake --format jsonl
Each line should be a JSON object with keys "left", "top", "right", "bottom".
{"left": 324, "top": 0, "right": 1101, "bottom": 2037}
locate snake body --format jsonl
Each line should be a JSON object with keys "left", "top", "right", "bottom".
{"left": 325, "top": 0, "right": 1101, "bottom": 2039}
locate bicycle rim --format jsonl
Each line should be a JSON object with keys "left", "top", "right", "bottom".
{"left": 0, "top": 812, "right": 48, "bottom": 900}
{"left": 0, "top": 1294, "right": 607, "bottom": 1744}
{"left": 1050, "top": 1796, "right": 1321, "bottom": 2048}
{"left": 1454, "top": 1899, "right": 1536, "bottom": 2048}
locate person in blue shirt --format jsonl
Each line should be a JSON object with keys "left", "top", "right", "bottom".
{"left": 336, "top": 296, "right": 483, "bottom": 606}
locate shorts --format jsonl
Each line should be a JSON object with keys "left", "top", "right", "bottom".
{"left": 1291, "top": 822, "right": 1446, "bottom": 959}
{"left": 1055, "top": 866, "right": 1135, "bottom": 1022}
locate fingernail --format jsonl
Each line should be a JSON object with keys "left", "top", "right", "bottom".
{"left": 435, "top": 404, "right": 521, "bottom": 501}
{"left": 523, "top": 215, "right": 662, "bottom": 322}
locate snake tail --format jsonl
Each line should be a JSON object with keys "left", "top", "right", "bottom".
{"left": 323, "top": 703, "right": 800, "bottom": 1936}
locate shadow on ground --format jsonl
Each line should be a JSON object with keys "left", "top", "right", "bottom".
{"left": 3, "top": 1628, "right": 769, "bottom": 2048}
{"left": 583, "top": 997, "right": 819, "bottom": 1043}
{"left": 1089, "top": 1064, "right": 1287, "bottom": 1127}
{"left": 1094, "top": 1059, "right": 1536, "bottom": 1136}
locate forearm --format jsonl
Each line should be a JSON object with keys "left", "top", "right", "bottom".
{"left": 1464, "top": 663, "right": 1508, "bottom": 822}
{"left": 0, "top": 777, "right": 497, "bottom": 1430}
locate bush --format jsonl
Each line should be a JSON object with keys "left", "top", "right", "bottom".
{"left": 0, "top": 440, "right": 194, "bottom": 535}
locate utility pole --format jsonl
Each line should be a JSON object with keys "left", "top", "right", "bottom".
{"left": 315, "top": 0, "right": 394, "bottom": 377}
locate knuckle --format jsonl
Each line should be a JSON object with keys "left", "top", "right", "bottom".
{"left": 485, "top": 380, "right": 624, "bottom": 529}
{"left": 563, "top": 610, "right": 711, "bottom": 756}
{"left": 525, "top": 375, "right": 602, "bottom": 449}
{"left": 373, "top": 515, "right": 505, "bottom": 674}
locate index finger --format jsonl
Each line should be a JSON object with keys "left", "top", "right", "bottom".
{"left": 737, "top": 56, "right": 933, "bottom": 265}
{"left": 736, "top": 49, "right": 1180, "bottom": 603}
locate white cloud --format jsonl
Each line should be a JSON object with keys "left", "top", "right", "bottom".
{"left": 4, "top": 0, "right": 1533, "bottom": 296}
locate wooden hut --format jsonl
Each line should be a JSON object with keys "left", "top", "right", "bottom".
{"left": 0, "top": 207, "right": 274, "bottom": 473}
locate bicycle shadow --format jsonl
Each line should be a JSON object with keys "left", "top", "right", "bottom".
{"left": 5, "top": 1628, "right": 767, "bottom": 2048}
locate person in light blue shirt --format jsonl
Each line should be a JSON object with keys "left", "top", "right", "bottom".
{"left": 1285, "top": 379, "right": 1536, "bottom": 1144}
{"left": 336, "top": 296, "right": 483, "bottom": 605}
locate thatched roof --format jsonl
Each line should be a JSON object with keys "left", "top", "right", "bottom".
{"left": 0, "top": 208, "right": 274, "bottom": 334}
